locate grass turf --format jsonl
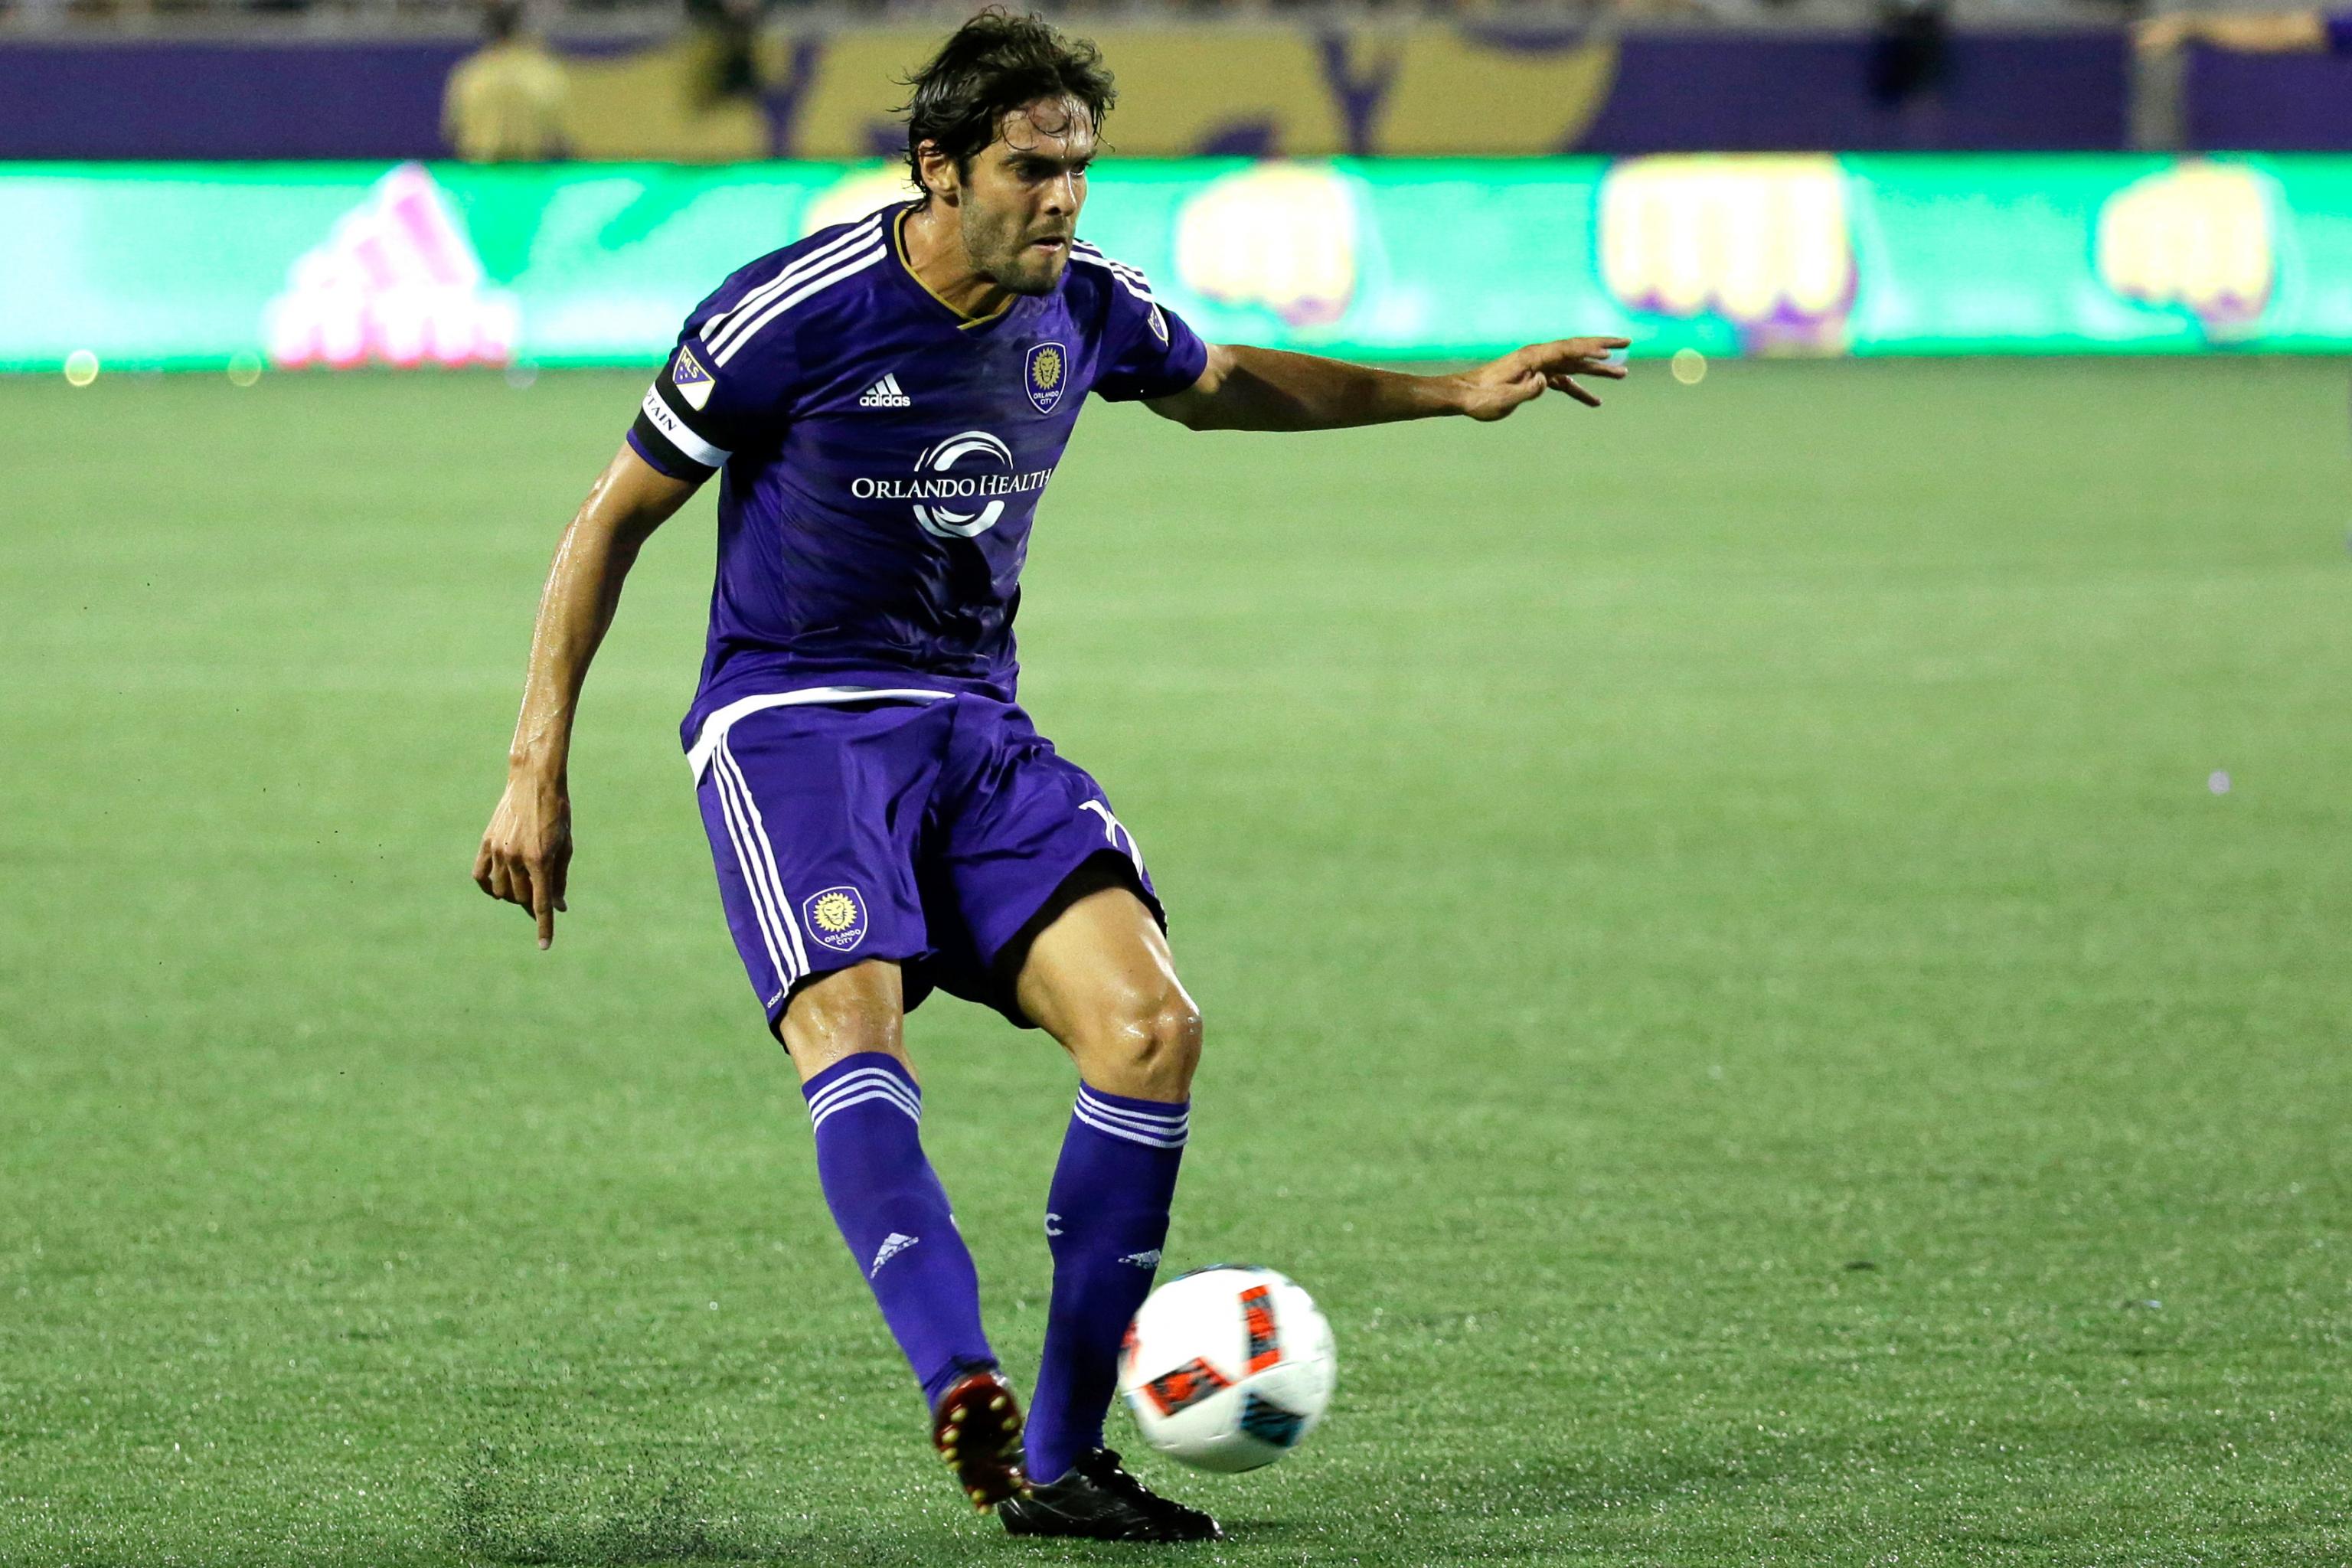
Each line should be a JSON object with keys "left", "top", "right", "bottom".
{"left": 2, "top": 358, "right": 2349, "bottom": 1566}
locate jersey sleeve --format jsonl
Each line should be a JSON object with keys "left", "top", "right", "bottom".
{"left": 626, "top": 321, "right": 794, "bottom": 482}
{"left": 1085, "top": 254, "right": 1211, "bottom": 405}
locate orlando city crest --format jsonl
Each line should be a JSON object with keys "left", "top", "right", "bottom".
{"left": 1024, "top": 340, "right": 1068, "bottom": 415}
{"left": 802, "top": 885, "right": 867, "bottom": 952}
{"left": 671, "top": 342, "right": 715, "bottom": 410}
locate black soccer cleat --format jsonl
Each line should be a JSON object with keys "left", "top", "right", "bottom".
{"left": 998, "top": 1446, "right": 1224, "bottom": 1542}
{"left": 932, "top": 1368, "right": 1030, "bottom": 1512}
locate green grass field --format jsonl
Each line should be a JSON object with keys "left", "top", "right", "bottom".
{"left": 4, "top": 358, "right": 2350, "bottom": 1566}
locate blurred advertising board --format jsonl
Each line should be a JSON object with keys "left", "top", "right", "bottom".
{"left": 3, "top": 155, "right": 2348, "bottom": 373}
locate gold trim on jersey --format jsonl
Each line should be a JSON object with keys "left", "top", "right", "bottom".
{"left": 894, "top": 207, "right": 1015, "bottom": 331}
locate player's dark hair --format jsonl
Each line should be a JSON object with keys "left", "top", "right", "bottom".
{"left": 900, "top": 9, "right": 1116, "bottom": 200}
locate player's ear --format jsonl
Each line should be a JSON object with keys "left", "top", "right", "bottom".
{"left": 915, "top": 140, "right": 959, "bottom": 206}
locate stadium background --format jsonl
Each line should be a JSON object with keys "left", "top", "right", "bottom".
{"left": 5, "top": 4, "right": 2350, "bottom": 1566}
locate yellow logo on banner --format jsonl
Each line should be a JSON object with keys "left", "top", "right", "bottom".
{"left": 2096, "top": 164, "right": 2274, "bottom": 335}
{"left": 1598, "top": 155, "right": 1854, "bottom": 353}
{"left": 1175, "top": 163, "right": 1361, "bottom": 328}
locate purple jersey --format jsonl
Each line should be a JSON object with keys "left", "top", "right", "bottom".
{"left": 626, "top": 201, "right": 1210, "bottom": 752}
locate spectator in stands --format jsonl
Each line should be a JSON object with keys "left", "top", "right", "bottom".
{"left": 2131, "top": 6, "right": 2352, "bottom": 146}
{"left": 443, "top": 2, "right": 570, "bottom": 164}
{"left": 684, "top": 0, "right": 765, "bottom": 110}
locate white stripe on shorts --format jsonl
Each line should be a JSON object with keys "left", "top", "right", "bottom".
{"left": 705, "top": 742, "right": 797, "bottom": 1001}
{"left": 712, "top": 736, "right": 812, "bottom": 982}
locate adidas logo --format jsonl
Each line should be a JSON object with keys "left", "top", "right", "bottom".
{"left": 870, "top": 1232, "right": 919, "bottom": 1276}
{"left": 1118, "top": 1249, "right": 1162, "bottom": 1269}
{"left": 858, "top": 373, "right": 913, "bottom": 409}
{"left": 264, "top": 162, "right": 517, "bottom": 370}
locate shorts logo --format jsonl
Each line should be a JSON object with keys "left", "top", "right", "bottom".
{"left": 802, "top": 885, "right": 867, "bottom": 952}
{"left": 1024, "top": 341, "right": 1067, "bottom": 414}
{"left": 1147, "top": 304, "right": 1168, "bottom": 345}
{"left": 671, "top": 343, "right": 714, "bottom": 410}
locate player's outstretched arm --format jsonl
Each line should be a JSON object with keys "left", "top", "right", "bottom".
{"left": 1145, "top": 338, "right": 1630, "bottom": 433}
{"left": 474, "top": 444, "right": 700, "bottom": 949}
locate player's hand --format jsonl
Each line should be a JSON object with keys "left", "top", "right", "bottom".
{"left": 1453, "top": 338, "right": 1631, "bottom": 421}
{"left": 474, "top": 769, "right": 572, "bottom": 949}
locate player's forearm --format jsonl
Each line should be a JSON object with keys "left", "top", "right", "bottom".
{"left": 505, "top": 449, "right": 689, "bottom": 776}
{"left": 1168, "top": 345, "right": 1467, "bottom": 433}
{"left": 508, "top": 524, "right": 638, "bottom": 774}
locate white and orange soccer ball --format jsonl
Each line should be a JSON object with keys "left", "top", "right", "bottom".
{"left": 1118, "top": 1266, "right": 1337, "bottom": 1472}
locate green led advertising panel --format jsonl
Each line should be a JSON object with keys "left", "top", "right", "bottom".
{"left": 2, "top": 155, "right": 2347, "bottom": 372}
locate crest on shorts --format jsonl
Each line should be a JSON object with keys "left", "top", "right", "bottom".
{"left": 671, "top": 343, "right": 714, "bottom": 410}
{"left": 1147, "top": 304, "right": 1168, "bottom": 345}
{"left": 802, "top": 885, "right": 867, "bottom": 952}
{"left": 1024, "top": 341, "right": 1067, "bottom": 414}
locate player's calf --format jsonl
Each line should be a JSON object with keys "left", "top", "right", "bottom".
{"left": 781, "top": 970, "right": 1006, "bottom": 1488}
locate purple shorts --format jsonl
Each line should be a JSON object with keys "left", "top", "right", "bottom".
{"left": 692, "top": 692, "right": 1160, "bottom": 1028}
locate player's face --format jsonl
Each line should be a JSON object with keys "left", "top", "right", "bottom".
{"left": 957, "top": 98, "right": 1095, "bottom": 296}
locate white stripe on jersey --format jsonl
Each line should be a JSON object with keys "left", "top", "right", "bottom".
{"left": 1069, "top": 245, "right": 1158, "bottom": 304}
{"left": 1072, "top": 241, "right": 1150, "bottom": 283}
{"left": 710, "top": 244, "right": 888, "bottom": 368}
{"left": 639, "top": 384, "right": 731, "bottom": 467}
{"left": 702, "top": 214, "right": 884, "bottom": 351}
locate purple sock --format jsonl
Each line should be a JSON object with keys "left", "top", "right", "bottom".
{"left": 1026, "top": 1082, "right": 1188, "bottom": 1485}
{"left": 801, "top": 1053, "right": 995, "bottom": 1410}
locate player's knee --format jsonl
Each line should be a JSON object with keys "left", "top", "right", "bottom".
{"left": 1085, "top": 988, "right": 1201, "bottom": 1100}
{"left": 779, "top": 961, "right": 905, "bottom": 1076}
{"left": 1145, "top": 995, "right": 1204, "bottom": 1090}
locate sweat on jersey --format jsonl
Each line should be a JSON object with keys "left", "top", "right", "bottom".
{"left": 624, "top": 201, "right": 1210, "bottom": 753}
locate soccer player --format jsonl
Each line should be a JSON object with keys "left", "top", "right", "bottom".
{"left": 473, "top": 9, "right": 1625, "bottom": 1543}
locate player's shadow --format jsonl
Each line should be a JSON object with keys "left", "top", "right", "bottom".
{"left": 447, "top": 1439, "right": 761, "bottom": 1565}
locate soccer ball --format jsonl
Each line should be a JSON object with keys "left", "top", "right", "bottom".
{"left": 1118, "top": 1265, "right": 1336, "bottom": 1472}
